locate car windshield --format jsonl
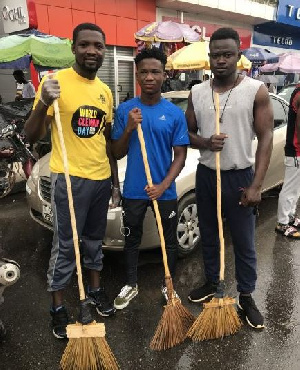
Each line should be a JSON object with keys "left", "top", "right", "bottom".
{"left": 164, "top": 97, "right": 188, "bottom": 112}
{"left": 277, "top": 86, "right": 296, "bottom": 103}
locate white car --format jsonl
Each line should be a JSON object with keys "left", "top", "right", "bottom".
{"left": 26, "top": 92, "right": 288, "bottom": 257}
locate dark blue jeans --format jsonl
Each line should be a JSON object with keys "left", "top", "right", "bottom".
{"left": 196, "top": 164, "right": 257, "bottom": 294}
{"left": 122, "top": 198, "right": 178, "bottom": 286}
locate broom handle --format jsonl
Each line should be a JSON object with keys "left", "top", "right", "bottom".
{"left": 137, "top": 124, "right": 171, "bottom": 278}
{"left": 214, "top": 92, "right": 225, "bottom": 282}
{"left": 53, "top": 99, "right": 86, "bottom": 301}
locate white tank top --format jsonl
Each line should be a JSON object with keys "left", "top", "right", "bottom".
{"left": 192, "top": 76, "right": 264, "bottom": 170}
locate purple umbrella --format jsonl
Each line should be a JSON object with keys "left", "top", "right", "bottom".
{"left": 260, "top": 52, "right": 300, "bottom": 73}
{"left": 242, "top": 47, "right": 279, "bottom": 65}
{"left": 135, "top": 21, "right": 200, "bottom": 43}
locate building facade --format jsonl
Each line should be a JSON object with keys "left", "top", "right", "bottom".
{"left": 0, "top": 0, "right": 156, "bottom": 103}
{"left": 0, "top": 0, "right": 281, "bottom": 102}
{"left": 253, "top": 0, "right": 300, "bottom": 54}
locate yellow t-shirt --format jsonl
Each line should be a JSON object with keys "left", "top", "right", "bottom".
{"left": 34, "top": 68, "right": 112, "bottom": 180}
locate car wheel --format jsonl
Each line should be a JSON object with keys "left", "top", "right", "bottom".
{"left": 177, "top": 192, "right": 200, "bottom": 258}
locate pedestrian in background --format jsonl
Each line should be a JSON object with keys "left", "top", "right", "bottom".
{"left": 13, "top": 70, "right": 36, "bottom": 100}
{"left": 111, "top": 47, "right": 189, "bottom": 310}
{"left": 25, "top": 22, "right": 118, "bottom": 339}
{"left": 275, "top": 84, "right": 300, "bottom": 239}
{"left": 185, "top": 27, "right": 273, "bottom": 329}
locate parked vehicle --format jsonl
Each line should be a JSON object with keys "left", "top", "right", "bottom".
{"left": 26, "top": 92, "right": 288, "bottom": 257}
{"left": 0, "top": 120, "right": 36, "bottom": 199}
{"left": 277, "top": 83, "right": 298, "bottom": 104}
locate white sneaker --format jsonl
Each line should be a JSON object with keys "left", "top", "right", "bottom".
{"left": 161, "top": 286, "right": 180, "bottom": 302}
{"left": 114, "top": 285, "right": 138, "bottom": 310}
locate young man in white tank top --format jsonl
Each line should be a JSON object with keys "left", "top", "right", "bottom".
{"left": 185, "top": 28, "right": 274, "bottom": 329}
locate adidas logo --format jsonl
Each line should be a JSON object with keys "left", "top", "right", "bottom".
{"left": 159, "top": 115, "right": 166, "bottom": 120}
{"left": 169, "top": 211, "right": 176, "bottom": 219}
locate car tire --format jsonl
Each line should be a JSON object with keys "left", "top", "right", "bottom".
{"left": 177, "top": 192, "right": 200, "bottom": 258}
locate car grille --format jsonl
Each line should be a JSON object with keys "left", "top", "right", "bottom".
{"left": 39, "top": 176, "right": 51, "bottom": 203}
{"left": 31, "top": 208, "right": 52, "bottom": 227}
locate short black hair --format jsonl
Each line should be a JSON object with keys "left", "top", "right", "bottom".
{"left": 210, "top": 27, "right": 240, "bottom": 48}
{"left": 134, "top": 47, "right": 167, "bottom": 70}
{"left": 73, "top": 23, "right": 106, "bottom": 44}
{"left": 13, "top": 70, "right": 24, "bottom": 77}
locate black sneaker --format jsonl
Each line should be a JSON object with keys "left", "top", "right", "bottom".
{"left": 188, "top": 281, "right": 219, "bottom": 302}
{"left": 238, "top": 295, "right": 264, "bottom": 329}
{"left": 50, "top": 306, "right": 69, "bottom": 339}
{"left": 88, "top": 287, "right": 116, "bottom": 317}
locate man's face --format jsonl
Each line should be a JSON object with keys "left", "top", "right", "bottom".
{"left": 13, "top": 74, "right": 23, "bottom": 84}
{"left": 136, "top": 58, "right": 166, "bottom": 95}
{"left": 209, "top": 39, "right": 240, "bottom": 79}
{"left": 72, "top": 29, "right": 106, "bottom": 73}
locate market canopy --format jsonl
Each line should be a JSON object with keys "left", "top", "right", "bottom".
{"left": 0, "top": 29, "right": 74, "bottom": 69}
{"left": 135, "top": 21, "right": 200, "bottom": 43}
{"left": 166, "top": 41, "right": 252, "bottom": 71}
{"left": 260, "top": 52, "right": 300, "bottom": 73}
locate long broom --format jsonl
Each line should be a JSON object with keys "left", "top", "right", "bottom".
{"left": 52, "top": 99, "right": 119, "bottom": 369}
{"left": 136, "top": 124, "right": 195, "bottom": 351}
{"left": 187, "top": 92, "right": 242, "bottom": 341}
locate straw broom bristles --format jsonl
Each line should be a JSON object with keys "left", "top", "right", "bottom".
{"left": 187, "top": 297, "right": 242, "bottom": 341}
{"left": 61, "top": 323, "right": 119, "bottom": 370}
{"left": 150, "top": 278, "right": 195, "bottom": 350}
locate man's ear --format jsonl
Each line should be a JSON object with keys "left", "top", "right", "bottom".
{"left": 163, "top": 71, "right": 167, "bottom": 81}
{"left": 71, "top": 44, "right": 75, "bottom": 55}
{"left": 238, "top": 50, "right": 242, "bottom": 59}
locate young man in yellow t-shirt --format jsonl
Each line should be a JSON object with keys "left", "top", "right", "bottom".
{"left": 25, "top": 23, "right": 118, "bottom": 339}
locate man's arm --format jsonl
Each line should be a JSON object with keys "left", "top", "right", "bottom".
{"left": 186, "top": 91, "right": 227, "bottom": 151}
{"left": 240, "top": 84, "right": 274, "bottom": 207}
{"left": 25, "top": 102, "right": 52, "bottom": 143}
{"left": 295, "top": 94, "right": 300, "bottom": 145}
{"left": 146, "top": 145, "right": 187, "bottom": 200}
{"left": 24, "top": 78, "right": 60, "bottom": 143}
{"left": 111, "top": 108, "right": 142, "bottom": 159}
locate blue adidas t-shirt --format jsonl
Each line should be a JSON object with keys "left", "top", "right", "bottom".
{"left": 112, "top": 97, "right": 190, "bottom": 200}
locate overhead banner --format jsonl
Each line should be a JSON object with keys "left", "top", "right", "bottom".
{"left": 254, "top": 22, "right": 300, "bottom": 50}
{"left": 277, "top": 0, "right": 300, "bottom": 27}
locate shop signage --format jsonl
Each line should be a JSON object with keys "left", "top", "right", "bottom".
{"left": 253, "top": 30, "right": 300, "bottom": 50}
{"left": 271, "top": 36, "right": 293, "bottom": 46}
{"left": 162, "top": 16, "right": 252, "bottom": 49}
{"left": 277, "top": 0, "right": 300, "bottom": 27}
{"left": 0, "top": 0, "right": 29, "bottom": 33}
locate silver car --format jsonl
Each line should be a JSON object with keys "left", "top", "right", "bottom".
{"left": 26, "top": 92, "right": 288, "bottom": 257}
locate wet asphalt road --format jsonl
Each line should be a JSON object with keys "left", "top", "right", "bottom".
{"left": 1, "top": 190, "right": 300, "bottom": 370}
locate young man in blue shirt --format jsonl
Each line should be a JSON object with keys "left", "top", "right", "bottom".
{"left": 111, "top": 47, "right": 189, "bottom": 309}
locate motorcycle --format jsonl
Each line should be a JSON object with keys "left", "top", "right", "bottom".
{"left": 0, "top": 119, "right": 36, "bottom": 198}
{"left": 0, "top": 258, "right": 20, "bottom": 340}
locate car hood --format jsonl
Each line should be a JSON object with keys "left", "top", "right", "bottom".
{"left": 39, "top": 152, "right": 51, "bottom": 177}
